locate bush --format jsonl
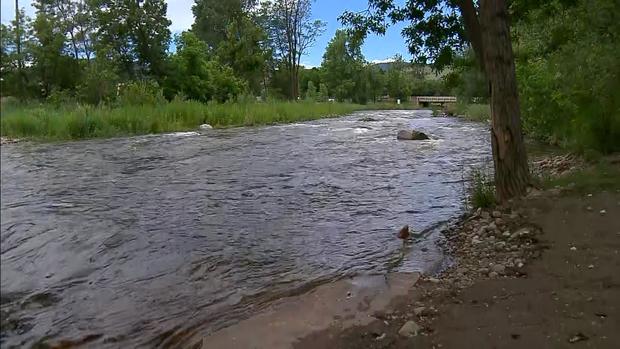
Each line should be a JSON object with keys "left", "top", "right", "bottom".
{"left": 118, "top": 80, "right": 165, "bottom": 106}
{"left": 468, "top": 167, "right": 495, "bottom": 209}
{"left": 515, "top": 0, "right": 620, "bottom": 154}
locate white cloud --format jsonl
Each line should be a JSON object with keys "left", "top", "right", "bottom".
{"left": 370, "top": 58, "right": 394, "bottom": 64}
{"left": 301, "top": 62, "right": 317, "bottom": 69}
{"left": 166, "top": 0, "right": 194, "bottom": 32}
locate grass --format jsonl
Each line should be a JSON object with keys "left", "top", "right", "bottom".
{"left": 467, "top": 167, "right": 496, "bottom": 209}
{"left": 0, "top": 100, "right": 416, "bottom": 141}
{"left": 542, "top": 159, "right": 620, "bottom": 193}
{"left": 445, "top": 102, "right": 490, "bottom": 122}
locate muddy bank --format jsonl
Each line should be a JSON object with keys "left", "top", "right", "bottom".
{"left": 191, "top": 273, "right": 420, "bottom": 348}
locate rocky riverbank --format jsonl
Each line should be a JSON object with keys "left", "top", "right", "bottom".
{"left": 294, "top": 155, "right": 620, "bottom": 349}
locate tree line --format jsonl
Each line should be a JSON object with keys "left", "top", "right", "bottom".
{"left": 0, "top": 0, "right": 449, "bottom": 105}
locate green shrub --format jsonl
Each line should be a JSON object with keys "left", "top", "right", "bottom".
{"left": 468, "top": 167, "right": 496, "bottom": 209}
{"left": 118, "top": 80, "right": 165, "bottom": 106}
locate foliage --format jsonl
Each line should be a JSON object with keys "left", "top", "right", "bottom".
{"left": 445, "top": 103, "right": 490, "bottom": 122}
{"left": 165, "top": 32, "right": 246, "bottom": 103}
{"left": 216, "top": 17, "right": 270, "bottom": 94}
{"left": 468, "top": 167, "right": 496, "bottom": 209}
{"left": 259, "top": 0, "right": 326, "bottom": 99}
{"left": 191, "top": 0, "right": 255, "bottom": 48}
{"left": 340, "top": 0, "right": 466, "bottom": 70}
{"left": 321, "top": 30, "right": 364, "bottom": 102}
{"left": 118, "top": 80, "right": 165, "bottom": 106}
{"left": 76, "top": 49, "right": 119, "bottom": 105}
{"left": 514, "top": 0, "right": 620, "bottom": 154}
{"left": 91, "top": 0, "right": 171, "bottom": 79}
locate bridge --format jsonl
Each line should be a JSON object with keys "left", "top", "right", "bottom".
{"left": 413, "top": 96, "right": 457, "bottom": 107}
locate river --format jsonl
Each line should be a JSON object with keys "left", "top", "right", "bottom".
{"left": 0, "top": 110, "right": 490, "bottom": 347}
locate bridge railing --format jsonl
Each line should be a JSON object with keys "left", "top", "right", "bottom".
{"left": 414, "top": 96, "right": 457, "bottom": 103}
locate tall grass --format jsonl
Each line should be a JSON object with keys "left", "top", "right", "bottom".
{"left": 445, "top": 102, "right": 490, "bottom": 122}
{"left": 0, "top": 100, "right": 380, "bottom": 141}
{"left": 468, "top": 167, "right": 496, "bottom": 209}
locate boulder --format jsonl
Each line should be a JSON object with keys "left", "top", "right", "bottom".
{"left": 199, "top": 124, "right": 213, "bottom": 130}
{"left": 397, "top": 129, "right": 429, "bottom": 140}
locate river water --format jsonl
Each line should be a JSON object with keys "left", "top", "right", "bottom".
{"left": 0, "top": 110, "right": 490, "bottom": 347}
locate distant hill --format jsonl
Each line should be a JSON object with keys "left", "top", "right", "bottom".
{"left": 371, "top": 61, "right": 449, "bottom": 80}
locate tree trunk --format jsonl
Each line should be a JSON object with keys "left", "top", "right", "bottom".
{"left": 479, "top": 0, "right": 530, "bottom": 202}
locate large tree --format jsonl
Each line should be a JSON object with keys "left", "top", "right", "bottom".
{"left": 321, "top": 30, "right": 364, "bottom": 102}
{"left": 191, "top": 0, "right": 257, "bottom": 49}
{"left": 261, "top": 0, "right": 325, "bottom": 99}
{"left": 91, "top": 0, "right": 171, "bottom": 80}
{"left": 342, "top": 0, "right": 530, "bottom": 202}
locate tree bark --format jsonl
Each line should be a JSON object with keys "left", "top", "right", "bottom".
{"left": 478, "top": 0, "right": 530, "bottom": 202}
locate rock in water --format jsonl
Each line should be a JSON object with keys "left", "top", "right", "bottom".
{"left": 397, "top": 225, "right": 410, "bottom": 240}
{"left": 397, "top": 130, "right": 429, "bottom": 140}
{"left": 199, "top": 124, "right": 213, "bottom": 130}
{"left": 398, "top": 320, "right": 421, "bottom": 337}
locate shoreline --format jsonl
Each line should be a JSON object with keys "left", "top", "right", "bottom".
{"left": 191, "top": 154, "right": 619, "bottom": 349}
{"left": 292, "top": 156, "right": 619, "bottom": 349}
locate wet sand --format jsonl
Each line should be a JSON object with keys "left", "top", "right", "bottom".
{"left": 194, "top": 273, "right": 420, "bottom": 348}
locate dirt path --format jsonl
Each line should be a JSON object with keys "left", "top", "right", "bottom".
{"left": 294, "top": 190, "right": 620, "bottom": 348}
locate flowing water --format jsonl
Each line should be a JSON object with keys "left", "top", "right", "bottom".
{"left": 0, "top": 110, "right": 490, "bottom": 347}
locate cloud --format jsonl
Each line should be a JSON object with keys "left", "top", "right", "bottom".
{"left": 370, "top": 58, "right": 394, "bottom": 64}
{"left": 300, "top": 62, "right": 318, "bottom": 69}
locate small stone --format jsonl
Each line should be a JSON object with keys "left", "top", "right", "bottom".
{"left": 570, "top": 246, "right": 577, "bottom": 251}
{"left": 414, "top": 307, "right": 427, "bottom": 316}
{"left": 517, "top": 262, "right": 524, "bottom": 268}
{"left": 488, "top": 222, "right": 497, "bottom": 230}
{"left": 600, "top": 209, "right": 606, "bottom": 215}
{"left": 502, "top": 231, "right": 511, "bottom": 238}
{"left": 492, "top": 210, "right": 502, "bottom": 218}
{"left": 375, "top": 333, "right": 386, "bottom": 341}
{"left": 588, "top": 264, "right": 594, "bottom": 269}
{"left": 199, "top": 123, "right": 213, "bottom": 130}
{"left": 398, "top": 320, "right": 421, "bottom": 338}
{"left": 587, "top": 193, "right": 593, "bottom": 197}
{"left": 491, "top": 264, "right": 506, "bottom": 274}
{"left": 586, "top": 206, "right": 593, "bottom": 211}
{"left": 428, "top": 277, "right": 440, "bottom": 284}
{"left": 481, "top": 211, "right": 491, "bottom": 220}
{"left": 488, "top": 271, "right": 499, "bottom": 278}
{"left": 479, "top": 267, "right": 489, "bottom": 274}
{"left": 495, "top": 218, "right": 504, "bottom": 226}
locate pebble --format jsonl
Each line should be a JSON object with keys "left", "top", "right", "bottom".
{"left": 492, "top": 210, "right": 502, "bottom": 218}
{"left": 600, "top": 209, "right": 606, "bottom": 215}
{"left": 491, "top": 264, "right": 506, "bottom": 274}
{"left": 398, "top": 320, "right": 421, "bottom": 338}
{"left": 428, "top": 277, "right": 440, "bottom": 284}
{"left": 488, "top": 271, "right": 499, "bottom": 278}
{"left": 414, "top": 307, "right": 427, "bottom": 316}
{"left": 199, "top": 123, "right": 213, "bottom": 130}
{"left": 588, "top": 264, "right": 594, "bottom": 269}
{"left": 570, "top": 246, "right": 577, "bottom": 251}
{"left": 481, "top": 211, "right": 491, "bottom": 220}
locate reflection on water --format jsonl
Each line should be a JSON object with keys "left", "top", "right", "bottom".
{"left": 0, "top": 110, "right": 490, "bottom": 347}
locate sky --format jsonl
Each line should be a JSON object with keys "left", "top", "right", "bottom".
{"left": 0, "top": 0, "right": 412, "bottom": 67}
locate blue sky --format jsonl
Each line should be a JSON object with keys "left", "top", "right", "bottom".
{"left": 0, "top": 0, "right": 411, "bottom": 67}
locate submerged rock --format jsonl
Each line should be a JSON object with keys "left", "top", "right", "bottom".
{"left": 397, "top": 130, "right": 429, "bottom": 140}
{"left": 359, "top": 117, "right": 378, "bottom": 122}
